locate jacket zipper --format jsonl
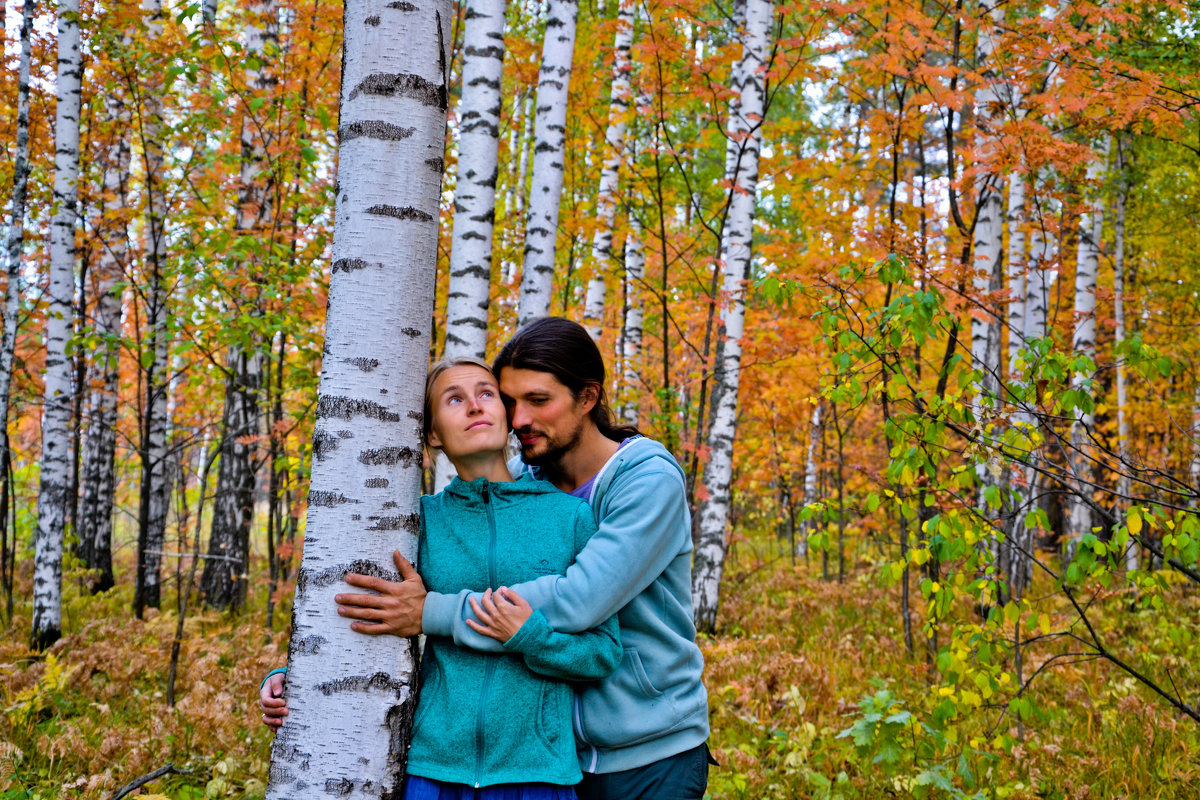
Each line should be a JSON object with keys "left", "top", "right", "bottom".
{"left": 573, "top": 694, "right": 599, "bottom": 772}
{"left": 474, "top": 482, "right": 498, "bottom": 788}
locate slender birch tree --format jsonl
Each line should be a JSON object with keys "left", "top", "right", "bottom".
{"left": 202, "top": 0, "right": 280, "bottom": 610}
{"left": 582, "top": 0, "right": 636, "bottom": 339}
{"left": 0, "top": 0, "right": 36, "bottom": 560}
{"left": 33, "top": 0, "right": 84, "bottom": 650}
{"left": 516, "top": 0, "right": 579, "bottom": 326}
{"left": 1065, "top": 148, "right": 1106, "bottom": 562}
{"left": 443, "top": 0, "right": 506, "bottom": 359}
{"left": 692, "top": 0, "right": 774, "bottom": 633}
{"left": 1112, "top": 140, "right": 1136, "bottom": 572}
{"left": 77, "top": 92, "right": 132, "bottom": 593}
{"left": 618, "top": 215, "right": 644, "bottom": 426}
{"left": 265, "top": 0, "right": 448, "bottom": 792}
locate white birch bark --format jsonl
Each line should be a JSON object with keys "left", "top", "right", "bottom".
{"left": 0, "top": 0, "right": 36, "bottom": 502}
{"left": 692, "top": 0, "right": 773, "bottom": 633}
{"left": 134, "top": 0, "right": 173, "bottom": 615}
{"left": 516, "top": 0, "right": 579, "bottom": 326}
{"left": 1065, "top": 146, "right": 1106, "bottom": 561}
{"left": 265, "top": 0, "right": 448, "bottom": 792}
{"left": 33, "top": 0, "right": 83, "bottom": 650}
{"left": 1005, "top": 171, "right": 1027, "bottom": 386}
{"left": 444, "top": 0, "right": 506, "bottom": 360}
{"left": 798, "top": 401, "right": 823, "bottom": 558}
{"left": 78, "top": 93, "right": 132, "bottom": 593}
{"left": 618, "top": 214, "right": 644, "bottom": 426}
{"left": 582, "top": 0, "right": 636, "bottom": 341}
{"left": 201, "top": 0, "right": 279, "bottom": 610}
{"left": 1112, "top": 145, "right": 1136, "bottom": 572}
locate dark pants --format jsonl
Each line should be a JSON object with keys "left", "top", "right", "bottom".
{"left": 575, "top": 743, "right": 711, "bottom": 800}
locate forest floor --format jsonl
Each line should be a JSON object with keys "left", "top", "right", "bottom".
{"left": 1, "top": 539, "right": 1198, "bottom": 799}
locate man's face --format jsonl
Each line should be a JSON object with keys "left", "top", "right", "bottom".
{"left": 498, "top": 367, "right": 594, "bottom": 466}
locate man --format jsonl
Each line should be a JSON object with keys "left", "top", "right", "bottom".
{"left": 263, "top": 317, "right": 711, "bottom": 799}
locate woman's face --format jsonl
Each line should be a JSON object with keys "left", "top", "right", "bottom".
{"left": 427, "top": 365, "right": 509, "bottom": 460}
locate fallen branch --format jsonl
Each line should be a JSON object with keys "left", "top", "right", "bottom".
{"left": 108, "top": 763, "right": 191, "bottom": 800}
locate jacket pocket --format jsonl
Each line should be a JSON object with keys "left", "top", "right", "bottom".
{"left": 578, "top": 647, "right": 674, "bottom": 747}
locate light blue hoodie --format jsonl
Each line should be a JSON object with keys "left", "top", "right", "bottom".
{"left": 422, "top": 436, "right": 710, "bottom": 773}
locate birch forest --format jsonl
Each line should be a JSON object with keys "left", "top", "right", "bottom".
{"left": 3, "top": 0, "right": 1200, "bottom": 796}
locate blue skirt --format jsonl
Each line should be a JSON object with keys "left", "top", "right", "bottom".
{"left": 403, "top": 775, "right": 577, "bottom": 800}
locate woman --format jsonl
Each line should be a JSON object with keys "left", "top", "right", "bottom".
{"left": 263, "top": 358, "right": 620, "bottom": 799}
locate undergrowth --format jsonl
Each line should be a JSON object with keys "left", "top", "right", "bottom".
{"left": 1, "top": 541, "right": 1197, "bottom": 798}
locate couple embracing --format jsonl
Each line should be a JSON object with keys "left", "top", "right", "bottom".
{"left": 261, "top": 317, "right": 712, "bottom": 800}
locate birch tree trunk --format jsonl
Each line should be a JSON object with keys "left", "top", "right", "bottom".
{"left": 265, "top": 0, "right": 448, "bottom": 792}
{"left": 0, "top": 0, "right": 35, "bottom": 560}
{"left": 516, "top": 0, "right": 579, "bottom": 326}
{"left": 443, "top": 0, "right": 506, "bottom": 360}
{"left": 201, "top": 0, "right": 280, "bottom": 610}
{"left": 798, "top": 401, "right": 823, "bottom": 559}
{"left": 1065, "top": 146, "right": 1106, "bottom": 562}
{"left": 1112, "top": 142, "right": 1136, "bottom": 572}
{"left": 581, "top": 0, "right": 636, "bottom": 340}
{"left": 692, "top": 0, "right": 773, "bottom": 634}
{"left": 618, "top": 215, "right": 644, "bottom": 426}
{"left": 77, "top": 93, "right": 132, "bottom": 594}
{"left": 134, "top": 0, "right": 173, "bottom": 616}
{"left": 33, "top": 0, "right": 83, "bottom": 650}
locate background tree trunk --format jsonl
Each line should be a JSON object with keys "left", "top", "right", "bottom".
{"left": 33, "top": 0, "right": 84, "bottom": 650}
{"left": 517, "top": 0, "right": 579, "bottom": 326}
{"left": 265, "top": 0, "right": 448, "bottom": 793}
{"left": 692, "top": 0, "right": 773, "bottom": 634}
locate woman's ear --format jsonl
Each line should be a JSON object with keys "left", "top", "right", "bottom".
{"left": 427, "top": 427, "right": 442, "bottom": 450}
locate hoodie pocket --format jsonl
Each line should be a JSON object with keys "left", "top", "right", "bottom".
{"left": 578, "top": 647, "right": 673, "bottom": 747}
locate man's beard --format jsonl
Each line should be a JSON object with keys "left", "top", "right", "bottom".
{"left": 518, "top": 420, "right": 586, "bottom": 468}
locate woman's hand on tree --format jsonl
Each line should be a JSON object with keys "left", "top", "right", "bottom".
{"left": 466, "top": 586, "right": 533, "bottom": 642}
{"left": 336, "top": 550, "right": 426, "bottom": 637}
{"left": 260, "top": 671, "right": 288, "bottom": 729}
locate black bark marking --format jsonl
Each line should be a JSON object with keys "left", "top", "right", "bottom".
{"left": 309, "top": 491, "right": 356, "bottom": 508}
{"left": 364, "top": 15, "right": 381, "bottom": 25}
{"left": 313, "top": 430, "right": 339, "bottom": 461}
{"left": 365, "top": 477, "right": 389, "bottom": 488}
{"left": 350, "top": 73, "right": 446, "bottom": 109}
{"left": 408, "top": 410, "right": 423, "bottom": 421}
{"left": 298, "top": 559, "right": 403, "bottom": 593}
{"left": 358, "top": 446, "right": 422, "bottom": 467}
{"left": 366, "top": 204, "right": 434, "bottom": 223}
{"left": 332, "top": 258, "right": 378, "bottom": 273}
{"left": 425, "top": 157, "right": 444, "bottom": 173}
{"left": 401, "top": 327, "right": 421, "bottom": 338}
{"left": 317, "top": 672, "right": 409, "bottom": 697}
{"left": 337, "top": 430, "right": 355, "bottom": 439}
{"left": 367, "top": 514, "right": 421, "bottom": 533}
{"left": 382, "top": 502, "right": 398, "bottom": 509}
{"left": 345, "top": 357, "right": 380, "bottom": 372}
{"left": 318, "top": 396, "right": 402, "bottom": 422}
{"left": 387, "top": 0, "right": 418, "bottom": 9}
{"left": 292, "top": 634, "right": 327, "bottom": 655}
{"left": 340, "top": 120, "right": 416, "bottom": 142}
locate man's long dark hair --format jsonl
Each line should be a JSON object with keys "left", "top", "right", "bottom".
{"left": 493, "top": 317, "right": 641, "bottom": 443}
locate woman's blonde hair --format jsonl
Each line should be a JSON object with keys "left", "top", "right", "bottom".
{"left": 422, "top": 356, "right": 502, "bottom": 450}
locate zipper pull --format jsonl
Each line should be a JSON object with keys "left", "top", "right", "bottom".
{"left": 482, "top": 483, "right": 489, "bottom": 503}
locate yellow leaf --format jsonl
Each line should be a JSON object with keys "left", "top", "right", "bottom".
{"left": 1128, "top": 509, "right": 1143, "bottom": 536}
{"left": 1039, "top": 613, "right": 1051, "bottom": 635}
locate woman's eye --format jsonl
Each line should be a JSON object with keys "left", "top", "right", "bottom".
{"left": 480, "top": 390, "right": 495, "bottom": 399}
{"left": 447, "top": 396, "right": 462, "bottom": 405}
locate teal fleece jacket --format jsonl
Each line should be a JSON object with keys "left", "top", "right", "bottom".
{"left": 423, "top": 437, "right": 710, "bottom": 773}
{"left": 405, "top": 475, "right": 621, "bottom": 788}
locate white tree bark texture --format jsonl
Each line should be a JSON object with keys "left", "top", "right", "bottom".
{"left": 1112, "top": 150, "right": 1136, "bottom": 572}
{"left": 201, "top": 0, "right": 280, "bottom": 610}
{"left": 0, "top": 0, "right": 36, "bottom": 512}
{"left": 692, "top": 0, "right": 773, "bottom": 634}
{"left": 517, "top": 0, "right": 579, "bottom": 326}
{"left": 618, "top": 214, "right": 644, "bottom": 426}
{"left": 265, "top": 0, "right": 448, "bottom": 795}
{"left": 582, "top": 0, "right": 636, "bottom": 340}
{"left": 444, "top": 0, "right": 506, "bottom": 360}
{"left": 1066, "top": 147, "right": 1106, "bottom": 560}
{"left": 78, "top": 92, "right": 132, "bottom": 594}
{"left": 33, "top": 0, "right": 83, "bottom": 650}
{"left": 799, "top": 401, "right": 823, "bottom": 558}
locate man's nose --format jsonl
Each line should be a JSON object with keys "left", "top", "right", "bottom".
{"left": 509, "top": 402, "right": 530, "bottom": 429}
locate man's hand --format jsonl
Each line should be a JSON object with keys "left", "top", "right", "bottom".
{"left": 465, "top": 586, "right": 533, "bottom": 643}
{"left": 260, "top": 671, "right": 288, "bottom": 729}
{"left": 336, "top": 550, "right": 426, "bottom": 637}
